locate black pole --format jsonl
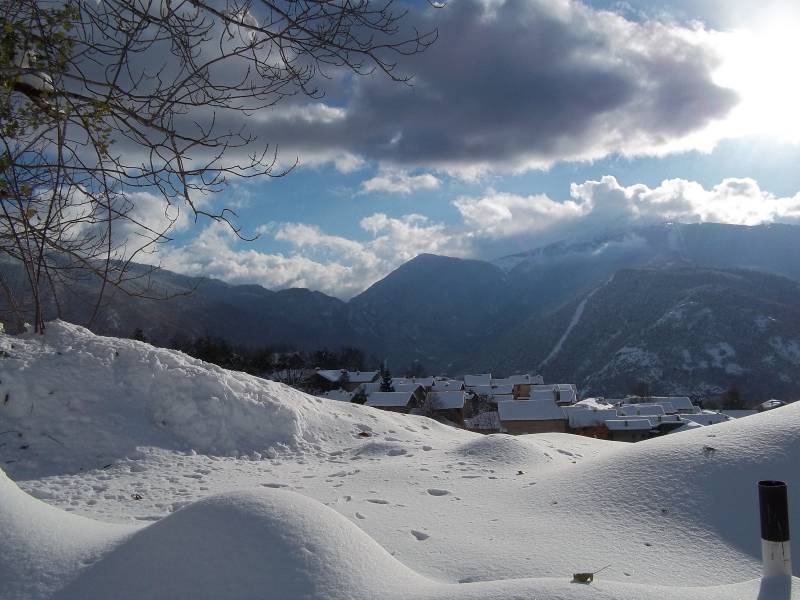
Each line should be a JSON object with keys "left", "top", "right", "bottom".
{"left": 760, "top": 480, "right": 790, "bottom": 543}
{"left": 758, "top": 480, "right": 792, "bottom": 580}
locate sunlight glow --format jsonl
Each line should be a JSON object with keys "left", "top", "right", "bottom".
{"left": 715, "top": 14, "right": 800, "bottom": 143}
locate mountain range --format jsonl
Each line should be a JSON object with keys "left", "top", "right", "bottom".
{"left": 4, "top": 222, "right": 800, "bottom": 403}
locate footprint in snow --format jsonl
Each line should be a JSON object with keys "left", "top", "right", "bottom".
{"left": 426, "top": 488, "right": 450, "bottom": 496}
{"left": 261, "top": 483, "right": 289, "bottom": 488}
{"left": 386, "top": 448, "right": 407, "bottom": 456}
{"left": 355, "top": 512, "right": 366, "bottom": 519}
{"left": 366, "top": 498, "right": 390, "bottom": 504}
{"left": 411, "top": 530, "right": 430, "bottom": 541}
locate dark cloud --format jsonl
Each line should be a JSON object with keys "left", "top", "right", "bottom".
{"left": 228, "top": 0, "right": 738, "bottom": 173}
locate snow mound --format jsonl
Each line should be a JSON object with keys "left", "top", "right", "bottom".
{"left": 0, "top": 321, "right": 451, "bottom": 477}
{"left": 453, "top": 433, "right": 613, "bottom": 467}
{"left": 0, "top": 468, "right": 131, "bottom": 600}
{"left": 530, "top": 404, "right": 800, "bottom": 580}
{"left": 53, "top": 488, "right": 425, "bottom": 600}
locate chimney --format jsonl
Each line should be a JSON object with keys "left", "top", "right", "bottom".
{"left": 759, "top": 480, "right": 792, "bottom": 578}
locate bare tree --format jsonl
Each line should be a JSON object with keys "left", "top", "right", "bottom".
{"left": 0, "top": 0, "right": 436, "bottom": 332}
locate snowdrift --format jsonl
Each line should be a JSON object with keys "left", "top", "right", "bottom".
{"left": 2, "top": 322, "right": 799, "bottom": 599}
{"left": 0, "top": 468, "right": 132, "bottom": 600}
{"left": 52, "top": 488, "right": 424, "bottom": 600}
{"left": 3, "top": 473, "right": 791, "bottom": 600}
{"left": 0, "top": 321, "right": 463, "bottom": 478}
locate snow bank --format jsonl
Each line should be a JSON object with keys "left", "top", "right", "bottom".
{"left": 0, "top": 468, "right": 132, "bottom": 600}
{"left": 3, "top": 323, "right": 800, "bottom": 599}
{"left": 4, "top": 475, "right": 792, "bottom": 600}
{"left": 53, "top": 488, "right": 424, "bottom": 600}
{"left": 0, "top": 321, "right": 453, "bottom": 477}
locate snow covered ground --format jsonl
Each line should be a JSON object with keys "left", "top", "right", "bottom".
{"left": 1, "top": 321, "right": 798, "bottom": 599}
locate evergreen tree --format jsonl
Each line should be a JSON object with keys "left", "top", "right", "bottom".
{"left": 380, "top": 368, "right": 394, "bottom": 392}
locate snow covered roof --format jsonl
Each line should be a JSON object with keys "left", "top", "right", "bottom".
{"left": 575, "top": 397, "right": 613, "bottom": 410}
{"left": 531, "top": 389, "right": 556, "bottom": 401}
{"left": 364, "top": 391, "right": 414, "bottom": 408}
{"left": 649, "top": 402, "right": 677, "bottom": 415}
{"left": 469, "top": 384, "right": 514, "bottom": 397}
{"left": 670, "top": 420, "right": 705, "bottom": 433}
{"left": 529, "top": 384, "right": 577, "bottom": 401}
{"left": 618, "top": 404, "right": 666, "bottom": 417}
{"left": 430, "top": 390, "right": 466, "bottom": 410}
{"left": 315, "top": 369, "right": 345, "bottom": 383}
{"left": 346, "top": 371, "right": 380, "bottom": 383}
{"left": 760, "top": 399, "right": 785, "bottom": 410}
{"left": 359, "top": 382, "right": 382, "bottom": 394}
{"left": 720, "top": 410, "right": 758, "bottom": 419}
{"left": 565, "top": 407, "right": 617, "bottom": 429}
{"left": 491, "top": 394, "right": 515, "bottom": 404}
{"left": 431, "top": 379, "right": 465, "bottom": 391}
{"left": 605, "top": 418, "right": 654, "bottom": 431}
{"left": 393, "top": 383, "right": 425, "bottom": 394}
{"left": 649, "top": 396, "right": 695, "bottom": 412}
{"left": 491, "top": 375, "right": 536, "bottom": 386}
{"left": 681, "top": 413, "right": 732, "bottom": 426}
{"left": 464, "top": 374, "right": 492, "bottom": 387}
{"left": 320, "top": 390, "right": 354, "bottom": 402}
{"left": 497, "top": 400, "right": 566, "bottom": 422}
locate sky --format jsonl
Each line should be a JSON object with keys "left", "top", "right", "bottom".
{"left": 140, "top": 0, "right": 800, "bottom": 299}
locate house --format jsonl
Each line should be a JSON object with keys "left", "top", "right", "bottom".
{"left": 605, "top": 418, "right": 655, "bottom": 442}
{"left": 306, "top": 369, "right": 347, "bottom": 392}
{"left": 431, "top": 379, "right": 465, "bottom": 392}
{"left": 617, "top": 404, "right": 667, "bottom": 417}
{"left": 497, "top": 400, "right": 566, "bottom": 434}
{"left": 392, "top": 383, "right": 427, "bottom": 406}
{"left": 555, "top": 384, "right": 578, "bottom": 405}
{"left": 490, "top": 374, "right": 541, "bottom": 398}
{"left": 341, "top": 370, "right": 380, "bottom": 392}
{"left": 319, "top": 389, "right": 354, "bottom": 402}
{"left": 758, "top": 399, "right": 786, "bottom": 412}
{"left": 680, "top": 412, "right": 732, "bottom": 426}
{"left": 563, "top": 406, "right": 616, "bottom": 438}
{"left": 391, "top": 376, "right": 436, "bottom": 390}
{"left": 464, "top": 374, "right": 492, "bottom": 388}
{"left": 464, "top": 411, "right": 501, "bottom": 433}
{"left": 365, "top": 391, "right": 416, "bottom": 414}
{"left": 529, "top": 383, "right": 577, "bottom": 405}
{"left": 720, "top": 409, "right": 758, "bottom": 419}
{"left": 468, "top": 384, "right": 514, "bottom": 400}
{"left": 359, "top": 381, "right": 382, "bottom": 395}
{"left": 646, "top": 396, "right": 697, "bottom": 414}
{"left": 427, "top": 390, "right": 467, "bottom": 425}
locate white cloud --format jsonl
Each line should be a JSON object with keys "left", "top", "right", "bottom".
{"left": 454, "top": 176, "right": 800, "bottom": 255}
{"left": 360, "top": 170, "right": 441, "bottom": 195}
{"left": 156, "top": 213, "right": 465, "bottom": 299}
{"left": 156, "top": 176, "right": 800, "bottom": 297}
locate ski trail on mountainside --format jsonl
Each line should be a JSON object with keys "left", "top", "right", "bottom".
{"left": 539, "top": 275, "right": 615, "bottom": 369}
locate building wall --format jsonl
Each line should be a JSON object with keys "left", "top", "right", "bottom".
{"left": 570, "top": 425, "right": 610, "bottom": 439}
{"left": 512, "top": 383, "right": 531, "bottom": 399}
{"left": 503, "top": 420, "right": 567, "bottom": 434}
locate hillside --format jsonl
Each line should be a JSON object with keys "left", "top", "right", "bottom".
{"left": 6, "top": 223, "right": 800, "bottom": 401}
{"left": 1, "top": 323, "right": 798, "bottom": 599}
{"left": 473, "top": 266, "right": 800, "bottom": 400}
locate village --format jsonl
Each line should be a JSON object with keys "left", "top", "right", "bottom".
{"left": 293, "top": 368, "right": 779, "bottom": 442}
